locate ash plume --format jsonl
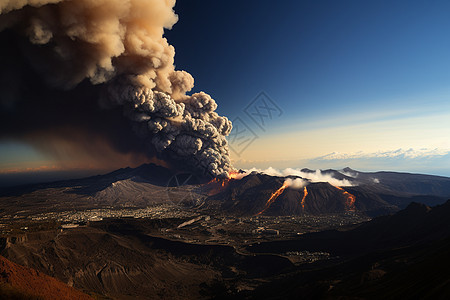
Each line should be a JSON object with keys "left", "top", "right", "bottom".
{"left": 0, "top": 0, "right": 232, "bottom": 177}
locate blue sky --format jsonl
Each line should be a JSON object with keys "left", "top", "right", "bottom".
{"left": 167, "top": 1, "right": 450, "bottom": 115}
{"left": 1, "top": 0, "right": 450, "bottom": 180}
{"left": 164, "top": 0, "right": 450, "bottom": 175}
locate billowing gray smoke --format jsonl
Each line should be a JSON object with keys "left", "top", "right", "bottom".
{"left": 0, "top": 0, "right": 233, "bottom": 177}
{"left": 105, "top": 81, "right": 232, "bottom": 177}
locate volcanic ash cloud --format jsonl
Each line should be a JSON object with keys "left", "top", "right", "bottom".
{"left": 0, "top": 0, "right": 233, "bottom": 177}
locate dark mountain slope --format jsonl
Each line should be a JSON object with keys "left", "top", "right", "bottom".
{"left": 245, "top": 237, "right": 450, "bottom": 300}
{"left": 205, "top": 171, "right": 448, "bottom": 216}
{"left": 0, "top": 163, "right": 175, "bottom": 197}
{"left": 1, "top": 165, "right": 449, "bottom": 217}
{"left": 342, "top": 167, "right": 450, "bottom": 197}
{"left": 246, "top": 199, "right": 450, "bottom": 257}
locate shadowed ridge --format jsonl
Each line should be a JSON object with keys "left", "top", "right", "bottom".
{"left": 0, "top": 163, "right": 176, "bottom": 197}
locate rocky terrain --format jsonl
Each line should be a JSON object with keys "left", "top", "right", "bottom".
{"left": 0, "top": 254, "right": 92, "bottom": 299}
{"left": 1, "top": 164, "right": 450, "bottom": 299}
{"left": 1, "top": 164, "right": 449, "bottom": 221}
{"left": 243, "top": 200, "right": 450, "bottom": 299}
{"left": 0, "top": 218, "right": 293, "bottom": 299}
{"left": 203, "top": 167, "right": 450, "bottom": 217}
{"left": 1, "top": 200, "right": 449, "bottom": 299}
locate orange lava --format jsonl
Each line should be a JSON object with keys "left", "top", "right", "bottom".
{"left": 333, "top": 185, "right": 356, "bottom": 211}
{"left": 257, "top": 182, "right": 289, "bottom": 215}
{"left": 227, "top": 170, "right": 242, "bottom": 179}
{"left": 300, "top": 186, "right": 308, "bottom": 210}
{"left": 206, "top": 170, "right": 242, "bottom": 195}
{"left": 206, "top": 178, "right": 226, "bottom": 195}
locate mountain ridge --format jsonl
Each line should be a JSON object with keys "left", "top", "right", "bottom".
{"left": 1, "top": 164, "right": 450, "bottom": 218}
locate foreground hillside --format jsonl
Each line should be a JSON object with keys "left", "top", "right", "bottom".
{"left": 1, "top": 220, "right": 293, "bottom": 299}
{"left": 0, "top": 200, "right": 449, "bottom": 299}
{"left": 0, "top": 254, "right": 92, "bottom": 299}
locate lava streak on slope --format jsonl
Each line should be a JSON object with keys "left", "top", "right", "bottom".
{"left": 206, "top": 178, "right": 228, "bottom": 195}
{"left": 300, "top": 187, "right": 308, "bottom": 210}
{"left": 206, "top": 171, "right": 243, "bottom": 195}
{"left": 257, "top": 182, "right": 289, "bottom": 215}
{"left": 333, "top": 185, "right": 356, "bottom": 211}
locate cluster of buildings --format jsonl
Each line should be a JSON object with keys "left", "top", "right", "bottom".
{"left": 30, "top": 204, "right": 197, "bottom": 224}
{"left": 285, "top": 250, "right": 332, "bottom": 264}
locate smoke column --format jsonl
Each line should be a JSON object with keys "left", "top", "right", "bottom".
{"left": 0, "top": 0, "right": 233, "bottom": 177}
{"left": 0, "top": 0, "right": 232, "bottom": 177}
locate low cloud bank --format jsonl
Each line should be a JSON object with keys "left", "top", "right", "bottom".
{"left": 244, "top": 167, "right": 355, "bottom": 187}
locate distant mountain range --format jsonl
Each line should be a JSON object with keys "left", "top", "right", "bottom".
{"left": 1, "top": 164, "right": 450, "bottom": 217}
{"left": 205, "top": 167, "right": 450, "bottom": 216}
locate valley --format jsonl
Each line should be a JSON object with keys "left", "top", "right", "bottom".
{"left": 0, "top": 164, "right": 449, "bottom": 299}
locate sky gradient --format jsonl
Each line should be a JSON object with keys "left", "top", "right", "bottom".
{"left": 165, "top": 0, "right": 450, "bottom": 176}
{"left": 1, "top": 0, "right": 450, "bottom": 185}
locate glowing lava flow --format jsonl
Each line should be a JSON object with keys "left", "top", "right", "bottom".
{"left": 333, "top": 185, "right": 356, "bottom": 211}
{"left": 257, "top": 182, "right": 289, "bottom": 215}
{"left": 206, "top": 178, "right": 228, "bottom": 195}
{"left": 300, "top": 187, "right": 308, "bottom": 210}
{"left": 206, "top": 170, "right": 243, "bottom": 195}
{"left": 227, "top": 171, "right": 243, "bottom": 180}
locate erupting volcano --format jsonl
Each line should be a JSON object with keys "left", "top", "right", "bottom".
{"left": 1, "top": 1, "right": 450, "bottom": 300}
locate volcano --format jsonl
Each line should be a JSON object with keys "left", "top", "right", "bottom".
{"left": 1, "top": 164, "right": 450, "bottom": 218}
{"left": 203, "top": 168, "right": 450, "bottom": 216}
{"left": 1, "top": 165, "right": 450, "bottom": 299}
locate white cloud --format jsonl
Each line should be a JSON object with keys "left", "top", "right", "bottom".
{"left": 318, "top": 148, "right": 450, "bottom": 160}
{"left": 245, "top": 167, "right": 355, "bottom": 187}
{"left": 284, "top": 177, "right": 308, "bottom": 189}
